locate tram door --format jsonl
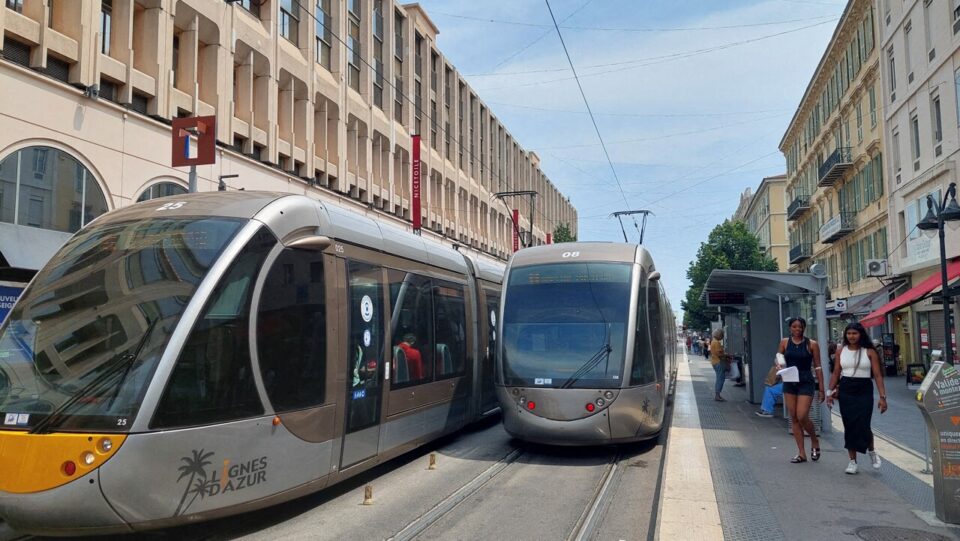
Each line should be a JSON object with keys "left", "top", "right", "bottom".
{"left": 340, "top": 261, "right": 386, "bottom": 468}
{"left": 480, "top": 289, "right": 500, "bottom": 413}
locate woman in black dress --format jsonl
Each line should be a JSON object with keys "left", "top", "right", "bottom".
{"left": 826, "top": 322, "right": 888, "bottom": 474}
{"left": 777, "top": 317, "right": 824, "bottom": 463}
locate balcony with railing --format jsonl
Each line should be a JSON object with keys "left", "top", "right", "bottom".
{"left": 818, "top": 147, "right": 853, "bottom": 186}
{"left": 786, "top": 192, "right": 810, "bottom": 221}
{"left": 789, "top": 243, "right": 812, "bottom": 264}
{"left": 819, "top": 211, "right": 856, "bottom": 243}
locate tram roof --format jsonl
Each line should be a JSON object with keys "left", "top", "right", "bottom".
{"left": 93, "top": 192, "right": 471, "bottom": 277}
{"left": 507, "top": 242, "right": 655, "bottom": 269}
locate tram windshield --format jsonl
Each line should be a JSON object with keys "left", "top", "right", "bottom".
{"left": 502, "top": 262, "right": 632, "bottom": 389}
{"left": 0, "top": 217, "right": 244, "bottom": 432}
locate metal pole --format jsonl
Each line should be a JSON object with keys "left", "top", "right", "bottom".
{"left": 189, "top": 164, "right": 198, "bottom": 193}
{"left": 778, "top": 294, "right": 784, "bottom": 338}
{"left": 940, "top": 209, "right": 953, "bottom": 364}
{"left": 815, "top": 282, "right": 830, "bottom": 434}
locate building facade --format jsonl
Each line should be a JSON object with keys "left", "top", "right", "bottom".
{"left": 741, "top": 174, "right": 789, "bottom": 272}
{"left": 732, "top": 186, "right": 753, "bottom": 222}
{"left": 780, "top": 0, "right": 887, "bottom": 339}
{"left": 878, "top": 0, "right": 960, "bottom": 367}
{"left": 0, "top": 0, "right": 577, "bottom": 283}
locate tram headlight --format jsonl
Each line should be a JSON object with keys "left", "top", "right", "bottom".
{"left": 604, "top": 391, "right": 614, "bottom": 400}
{"left": 596, "top": 398, "right": 605, "bottom": 407}
{"left": 81, "top": 451, "right": 96, "bottom": 466}
{"left": 98, "top": 438, "right": 113, "bottom": 453}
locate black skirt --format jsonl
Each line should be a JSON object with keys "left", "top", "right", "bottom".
{"left": 838, "top": 377, "right": 874, "bottom": 453}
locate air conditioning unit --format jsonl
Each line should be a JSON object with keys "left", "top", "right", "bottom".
{"left": 865, "top": 259, "right": 888, "bottom": 277}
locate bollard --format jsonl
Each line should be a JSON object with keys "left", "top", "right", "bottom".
{"left": 362, "top": 485, "right": 374, "bottom": 505}
{"left": 428, "top": 452, "right": 437, "bottom": 470}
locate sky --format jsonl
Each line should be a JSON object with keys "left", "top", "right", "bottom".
{"left": 414, "top": 0, "right": 847, "bottom": 313}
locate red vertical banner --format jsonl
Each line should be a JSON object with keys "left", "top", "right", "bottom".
{"left": 512, "top": 209, "right": 520, "bottom": 252}
{"left": 546, "top": 233, "right": 552, "bottom": 244}
{"left": 412, "top": 135, "right": 422, "bottom": 233}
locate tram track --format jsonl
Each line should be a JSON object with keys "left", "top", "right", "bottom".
{"left": 389, "top": 447, "right": 526, "bottom": 541}
{"left": 566, "top": 453, "right": 623, "bottom": 541}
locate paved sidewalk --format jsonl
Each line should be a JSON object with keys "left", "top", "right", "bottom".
{"left": 658, "top": 352, "right": 959, "bottom": 541}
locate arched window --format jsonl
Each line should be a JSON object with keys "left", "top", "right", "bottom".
{"left": 0, "top": 146, "right": 108, "bottom": 233}
{"left": 137, "top": 182, "right": 187, "bottom": 202}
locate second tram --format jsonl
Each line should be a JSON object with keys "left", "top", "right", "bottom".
{"left": 496, "top": 242, "right": 677, "bottom": 445}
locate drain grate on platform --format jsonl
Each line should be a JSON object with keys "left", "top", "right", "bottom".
{"left": 855, "top": 526, "right": 953, "bottom": 541}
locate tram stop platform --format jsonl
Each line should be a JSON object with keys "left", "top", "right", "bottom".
{"left": 657, "top": 350, "right": 960, "bottom": 541}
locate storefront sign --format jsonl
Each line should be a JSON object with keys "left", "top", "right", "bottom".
{"left": 0, "top": 284, "right": 24, "bottom": 324}
{"left": 412, "top": 135, "right": 421, "bottom": 233}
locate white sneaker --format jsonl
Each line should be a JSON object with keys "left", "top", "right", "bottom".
{"left": 845, "top": 460, "right": 858, "bottom": 474}
{"left": 869, "top": 450, "right": 882, "bottom": 470}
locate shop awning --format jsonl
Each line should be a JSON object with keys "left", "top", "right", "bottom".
{"left": 844, "top": 280, "right": 907, "bottom": 315}
{"left": 859, "top": 259, "right": 960, "bottom": 328}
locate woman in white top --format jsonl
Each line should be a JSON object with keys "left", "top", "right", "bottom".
{"left": 825, "top": 322, "right": 888, "bottom": 474}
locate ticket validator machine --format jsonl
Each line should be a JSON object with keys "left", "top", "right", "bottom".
{"left": 917, "top": 360, "right": 960, "bottom": 524}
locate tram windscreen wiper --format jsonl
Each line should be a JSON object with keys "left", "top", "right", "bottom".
{"left": 29, "top": 318, "right": 158, "bottom": 434}
{"left": 560, "top": 324, "right": 613, "bottom": 390}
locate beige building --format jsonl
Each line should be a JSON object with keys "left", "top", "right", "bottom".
{"left": 779, "top": 0, "right": 887, "bottom": 335}
{"left": 875, "top": 0, "right": 960, "bottom": 367}
{"left": 732, "top": 186, "right": 753, "bottom": 222}
{"left": 741, "top": 175, "right": 789, "bottom": 271}
{"left": 0, "top": 0, "right": 577, "bottom": 283}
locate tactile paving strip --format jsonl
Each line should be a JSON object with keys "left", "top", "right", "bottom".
{"left": 690, "top": 374, "right": 787, "bottom": 541}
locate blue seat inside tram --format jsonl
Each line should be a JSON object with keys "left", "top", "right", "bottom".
{"left": 436, "top": 343, "right": 452, "bottom": 375}
{"left": 393, "top": 346, "right": 409, "bottom": 384}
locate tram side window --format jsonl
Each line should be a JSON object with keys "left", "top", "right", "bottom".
{"left": 434, "top": 281, "right": 466, "bottom": 379}
{"left": 257, "top": 248, "right": 327, "bottom": 413}
{"left": 631, "top": 283, "right": 656, "bottom": 386}
{"left": 388, "top": 271, "right": 434, "bottom": 387}
{"left": 648, "top": 283, "right": 665, "bottom": 378}
{"left": 151, "top": 227, "right": 276, "bottom": 429}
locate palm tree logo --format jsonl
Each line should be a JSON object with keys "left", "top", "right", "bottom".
{"left": 174, "top": 449, "right": 214, "bottom": 517}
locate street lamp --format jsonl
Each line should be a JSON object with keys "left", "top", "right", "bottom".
{"left": 917, "top": 182, "right": 960, "bottom": 364}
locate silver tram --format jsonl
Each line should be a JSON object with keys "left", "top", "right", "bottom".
{"left": 496, "top": 242, "right": 677, "bottom": 445}
{"left": 0, "top": 192, "right": 504, "bottom": 535}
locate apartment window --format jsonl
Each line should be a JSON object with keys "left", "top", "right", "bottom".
{"left": 348, "top": 2, "right": 361, "bottom": 92}
{"left": 869, "top": 86, "right": 877, "bottom": 127}
{"left": 316, "top": 0, "right": 332, "bottom": 69}
{"left": 279, "top": 0, "right": 300, "bottom": 45}
{"left": 933, "top": 94, "right": 943, "bottom": 152}
{"left": 372, "top": 0, "right": 384, "bottom": 108}
{"left": 924, "top": 0, "right": 934, "bottom": 59}
{"left": 904, "top": 22, "right": 913, "bottom": 82}
{"left": 172, "top": 34, "right": 180, "bottom": 87}
{"left": 892, "top": 128, "right": 901, "bottom": 179}
{"left": 887, "top": 46, "right": 896, "bottom": 97}
{"left": 394, "top": 11, "right": 404, "bottom": 59}
{"left": 237, "top": 0, "right": 261, "bottom": 17}
{"left": 5, "top": 0, "right": 23, "bottom": 13}
{"left": 856, "top": 100, "right": 863, "bottom": 143}
{"left": 910, "top": 112, "right": 921, "bottom": 168}
{"left": 954, "top": 0, "right": 960, "bottom": 32}
{"left": 100, "top": 0, "right": 112, "bottom": 56}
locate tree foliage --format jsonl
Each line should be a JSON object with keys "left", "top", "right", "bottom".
{"left": 553, "top": 223, "right": 577, "bottom": 243}
{"left": 682, "top": 220, "right": 778, "bottom": 330}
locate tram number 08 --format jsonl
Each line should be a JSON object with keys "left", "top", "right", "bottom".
{"left": 561, "top": 251, "right": 580, "bottom": 258}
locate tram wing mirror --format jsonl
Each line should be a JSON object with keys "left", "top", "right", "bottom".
{"left": 648, "top": 271, "right": 661, "bottom": 282}
{"left": 285, "top": 235, "right": 333, "bottom": 251}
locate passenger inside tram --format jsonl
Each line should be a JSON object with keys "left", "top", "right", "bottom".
{"left": 397, "top": 333, "right": 424, "bottom": 381}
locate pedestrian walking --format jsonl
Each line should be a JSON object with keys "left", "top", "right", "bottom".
{"left": 778, "top": 317, "right": 824, "bottom": 463}
{"left": 710, "top": 329, "right": 730, "bottom": 401}
{"left": 825, "top": 322, "right": 888, "bottom": 474}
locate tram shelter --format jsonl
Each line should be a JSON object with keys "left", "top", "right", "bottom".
{"left": 701, "top": 270, "right": 829, "bottom": 413}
